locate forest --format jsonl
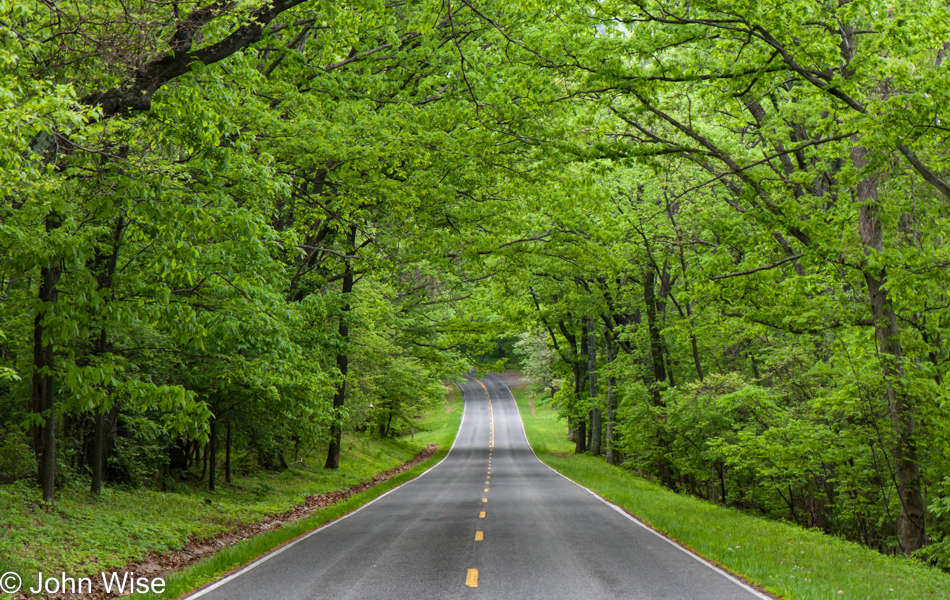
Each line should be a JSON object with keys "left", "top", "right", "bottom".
{"left": 2, "top": 0, "right": 950, "bottom": 577}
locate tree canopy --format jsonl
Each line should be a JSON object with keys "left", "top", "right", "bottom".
{"left": 3, "top": 0, "right": 950, "bottom": 570}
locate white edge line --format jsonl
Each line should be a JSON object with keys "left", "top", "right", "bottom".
{"left": 184, "top": 382, "right": 469, "bottom": 599}
{"left": 491, "top": 374, "right": 776, "bottom": 600}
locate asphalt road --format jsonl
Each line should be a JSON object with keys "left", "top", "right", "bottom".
{"left": 188, "top": 374, "right": 769, "bottom": 600}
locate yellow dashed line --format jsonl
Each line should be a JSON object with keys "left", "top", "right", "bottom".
{"left": 466, "top": 568, "right": 479, "bottom": 587}
{"left": 475, "top": 531, "right": 484, "bottom": 541}
{"left": 474, "top": 380, "right": 495, "bottom": 529}
{"left": 476, "top": 379, "right": 495, "bottom": 455}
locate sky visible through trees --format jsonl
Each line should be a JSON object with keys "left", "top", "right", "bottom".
{"left": 2, "top": 0, "right": 950, "bottom": 572}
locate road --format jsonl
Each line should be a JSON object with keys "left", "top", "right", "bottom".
{"left": 188, "top": 374, "right": 769, "bottom": 600}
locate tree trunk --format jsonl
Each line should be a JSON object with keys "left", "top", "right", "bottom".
{"left": 644, "top": 269, "right": 667, "bottom": 398}
{"left": 189, "top": 439, "right": 198, "bottom": 468}
{"left": 325, "top": 226, "right": 356, "bottom": 470}
{"left": 604, "top": 325, "right": 620, "bottom": 465}
{"left": 689, "top": 333, "right": 704, "bottom": 382}
{"left": 225, "top": 422, "right": 232, "bottom": 484}
{"left": 201, "top": 442, "right": 208, "bottom": 481}
{"left": 556, "top": 317, "right": 586, "bottom": 454}
{"left": 40, "top": 385, "right": 56, "bottom": 505}
{"left": 32, "top": 252, "right": 62, "bottom": 507}
{"left": 670, "top": 203, "right": 705, "bottom": 381}
{"left": 208, "top": 419, "right": 217, "bottom": 492}
{"left": 89, "top": 326, "right": 110, "bottom": 495}
{"left": 90, "top": 216, "right": 124, "bottom": 495}
{"left": 852, "top": 143, "right": 925, "bottom": 553}
{"left": 718, "top": 462, "right": 727, "bottom": 506}
{"left": 587, "top": 318, "right": 602, "bottom": 455}
{"left": 91, "top": 410, "right": 105, "bottom": 495}
{"left": 573, "top": 361, "right": 587, "bottom": 454}
{"left": 644, "top": 268, "right": 673, "bottom": 488}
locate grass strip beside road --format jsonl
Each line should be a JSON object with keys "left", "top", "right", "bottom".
{"left": 132, "top": 387, "right": 464, "bottom": 599}
{"left": 1, "top": 436, "right": 420, "bottom": 584}
{"left": 511, "top": 385, "right": 950, "bottom": 600}
{"left": 137, "top": 450, "right": 447, "bottom": 599}
{"left": 0, "top": 387, "right": 463, "bottom": 600}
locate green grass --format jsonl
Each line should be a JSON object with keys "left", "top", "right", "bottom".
{"left": 511, "top": 385, "right": 950, "bottom": 600}
{"left": 412, "top": 381, "right": 466, "bottom": 451}
{"left": 0, "top": 387, "right": 464, "bottom": 599}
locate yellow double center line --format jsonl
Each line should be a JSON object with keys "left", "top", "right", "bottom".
{"left": 467, "top": 379, "right": 496, "bottom": 588}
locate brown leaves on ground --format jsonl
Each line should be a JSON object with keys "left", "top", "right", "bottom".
{"left": 21, "top": 444, "right": 438, "bottom": 600}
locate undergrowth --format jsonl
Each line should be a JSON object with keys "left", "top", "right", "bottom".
{"left": 0, "top": 384, "right": 464, "bottom": 598}
{"left": 511, "top": 385, "right": 950, "bottom": 600}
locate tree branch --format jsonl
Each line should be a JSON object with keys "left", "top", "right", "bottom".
{"left": 710, "top": 254, "right": 804, "bottom": 280}
{"left": 81, "top": 0, "right": 314, "bottom": 116}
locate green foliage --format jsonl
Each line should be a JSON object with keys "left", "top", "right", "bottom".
{"left": 461, "top": 0, "right": 950, "bottom": 564}
{"left": 514, "top": 329, "right": 557, "bottom": 398}
{"left": 0, "top": 432, "right": 32, "bottom": 484}
{"left": 1, "top": 0, "right": 479, "bottom": 506}
{"left": 0, "top": 432, "right": 424, "bottom": 578}
{"left": 516, "top": 385, "right": 950, "bottom": 600}
{"left": 3, "top": 0, "right": 950, "bottom": 586}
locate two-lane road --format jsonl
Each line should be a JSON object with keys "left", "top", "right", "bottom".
{"left": 189, "top": 374, "right": 768, "bottom": 599}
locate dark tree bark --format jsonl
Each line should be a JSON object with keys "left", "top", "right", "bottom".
{"left": 586, "top": 318, "right": 602, "bottom": 455}
{"left": 644, "top": 269, "right": 673, "bottom": 488}
{"left": 90, "top": 410, "right": 106, "bottom": 495}
{"left": 32, "top": 220, "right": 62, "bottom": 506}
{"left": 717, "top": 462, "right": 727, "bottom": 506}
{"left": 573, "top": 362, "right": 587, "bottom": 454}
{"left": 208, "top": 418, "right": 217, "bottom": 491}
{"left": 604, "top": 325, "right": 620, "bottom": 465}
{"left": 689, "top": 333, "right": 704, "bottom": 382}
{"left": 566, "top": 416, "right": 577, "bottom": 444}
{"left": 225, "top": 422, "right": 233, "bottom": 484}
{"left": 852, "top": 144, "right": 925, "bottom": 553}
{"left": 90, "top": 217, "right": 124, "bottom": 495}
{"left": 169, "top": 439, "right": 188, "bottom": 470}
{"left": 644, "top": 269, "right": 668, "bottom": 398}
{"left": 80, "top": 0, "right": 316, "bottom": 117}
{"left": 555, "top": 317, "right": 587, "bottom": 454}
{"left": 201, "top": 441, "right": 208, "bottom": 481}
{"left": 325, "top": 226, "right": 357, "bottom": 470}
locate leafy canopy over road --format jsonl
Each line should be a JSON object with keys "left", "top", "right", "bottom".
{"left": 2, "top": 0, "right": 950, "bottom": 572}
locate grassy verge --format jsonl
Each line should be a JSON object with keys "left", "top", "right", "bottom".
{"left": 137, "top": 449, "right": 452, "bottom": 599}
{"left": 411, "top": 381, "right": 465, "bottom": 451}
{"left": 511, "top": 385, "right": 950, "bottom": 600}
{"left": 0, "top": 386, "right": 464, "bottom": 599}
